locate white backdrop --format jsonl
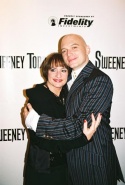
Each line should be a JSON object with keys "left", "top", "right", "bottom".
{"left": 0, "top": 0, "right": 125, "bottom": 185}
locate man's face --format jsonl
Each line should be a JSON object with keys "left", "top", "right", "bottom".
{"left": 61, "top": 34, "right": 90, "bottom": 70}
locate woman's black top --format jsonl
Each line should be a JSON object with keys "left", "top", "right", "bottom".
{"left": 25, "top": 83, "right": 90, "bottom": 173}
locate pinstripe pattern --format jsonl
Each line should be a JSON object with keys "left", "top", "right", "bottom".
{"left": 36, "top": 61, "right": 124, "bottom": 185}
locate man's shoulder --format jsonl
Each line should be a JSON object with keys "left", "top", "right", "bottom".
{"left": 92, "top": 67, "right": 111, "bottom": 79}
{"left": 85, "top": 61, "right": 108, "bottom": 78}
{"left": 86, "top": 67, "right": 112, "bottom": 85}
{"left": 87, "top": 67, "right": 105, "bottom": 82}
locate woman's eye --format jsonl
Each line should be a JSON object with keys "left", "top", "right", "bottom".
{"left": 62, "top": 69, "right": 67, "bottom": 72}
{"left": 50, "top": 68, "right": 55, "bottom": 72}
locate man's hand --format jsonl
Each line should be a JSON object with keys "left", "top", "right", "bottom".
{"left": 83, "top": 113, "right": 102, "bottom": 140}
{"left": 23, "top": 103, "right": 40, "bottom": 132}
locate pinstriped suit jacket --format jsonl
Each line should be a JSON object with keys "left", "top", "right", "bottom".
{"left": 36, "top": 61, "right": 124, "bottom": 185}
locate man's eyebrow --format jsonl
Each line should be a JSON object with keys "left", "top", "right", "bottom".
{"left": 71, "top": 43, "right": 79, "bottom": 46}
{"left": 61, "top": 43, "right": 79, "bottom": 50}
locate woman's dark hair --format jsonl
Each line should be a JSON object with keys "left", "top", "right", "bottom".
{"left": 41, "top": 53, "right": 71, "bottom": 81}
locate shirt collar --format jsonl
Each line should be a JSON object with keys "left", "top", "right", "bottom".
{"left": 71, "top": 67, "right": 83, "bottom": 80}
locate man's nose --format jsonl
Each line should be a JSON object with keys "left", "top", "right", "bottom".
{"left": 67, "top": 49, "right": 72, "bottom": 56}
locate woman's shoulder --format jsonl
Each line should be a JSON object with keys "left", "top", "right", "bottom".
{"left": 26, "top": 83, "right": 45, "bottom": 98}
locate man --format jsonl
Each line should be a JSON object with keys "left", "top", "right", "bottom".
{"left": 24, "top": 34, "right": 124, "bottom": 185}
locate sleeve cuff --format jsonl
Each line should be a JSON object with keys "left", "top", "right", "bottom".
{"left": 25, "top": 109, "right": 40, "bottom": 132}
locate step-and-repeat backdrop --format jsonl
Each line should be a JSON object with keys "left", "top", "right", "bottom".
{"left": 0, "top": 0, "right": 125, "bottom": 184}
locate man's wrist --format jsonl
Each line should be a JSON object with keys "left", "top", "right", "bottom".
{"left": 25, "top": 109, "right": 40, "bottom": 132}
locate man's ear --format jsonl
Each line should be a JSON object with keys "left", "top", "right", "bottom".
{"left": 86, "top": 45, "right": 90, "bottom": 55}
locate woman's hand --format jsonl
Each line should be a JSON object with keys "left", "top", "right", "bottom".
{"left": 83, "top": 113, "right": 102, "bottom": 140}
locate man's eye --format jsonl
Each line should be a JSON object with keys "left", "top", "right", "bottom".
{"left": 73, "top": 46, "right": 77, "bottom": 49}
{"left": 62, "top": 50, "right": 66, "bottom": 54}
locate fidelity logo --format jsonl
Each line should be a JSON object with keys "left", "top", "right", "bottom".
{"left": 48, "top": 15, "right": 94, "bottom": 27}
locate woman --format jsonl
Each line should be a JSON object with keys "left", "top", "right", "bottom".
{"left": 23, "top": 53, "right": 101, "bottom": 185}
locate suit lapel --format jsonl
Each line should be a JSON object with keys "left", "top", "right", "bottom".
{"left": 66, "top": 61, "right": 95, "bottom": 104}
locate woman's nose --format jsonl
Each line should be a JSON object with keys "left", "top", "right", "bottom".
{"left": 56, "top": 71, "right": 61, "bottom": 77}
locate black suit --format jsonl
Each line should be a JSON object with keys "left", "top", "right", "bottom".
{"left": 36, "top": 61, "right": 124, "bottom": 185}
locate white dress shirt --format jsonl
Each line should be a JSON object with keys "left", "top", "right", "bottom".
{"left": 25, "top": 109, "right": 40, "bottom": 132}
{"left": 67, "top": 67, "right": 83, "bottom": 90}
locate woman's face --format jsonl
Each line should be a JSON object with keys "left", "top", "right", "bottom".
{"left": 47, "top": 64, "right": 68, "bottom": 90}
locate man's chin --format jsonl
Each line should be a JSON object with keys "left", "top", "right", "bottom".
{"left": 69, "top": 64, "right": 76, "bottom": 69}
